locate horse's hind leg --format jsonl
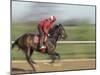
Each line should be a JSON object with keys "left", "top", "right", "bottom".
{"left": 29, "top": 48, "right": 36, "bottom": 64}
{"left": 24, "top": 49, "right": 36, "bottom": 71}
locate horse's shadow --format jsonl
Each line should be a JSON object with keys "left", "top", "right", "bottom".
{"left": 12, "top": 67, "right": 26, "bottom": 71}
{"left": 12, "top": 67, "right": 35, "bottom": 75}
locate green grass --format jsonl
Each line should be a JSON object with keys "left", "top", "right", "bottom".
{"left": 12, "top": 22, "right": 96, "bottom": 41}
{"left": 64, "top": 25, "right": 95, "bottom": 41}
{"left": 12, "top": 23, "right": 38, "bottom": 41}
{"left": 12, "top": 43, "right": 96, "bottom": 60}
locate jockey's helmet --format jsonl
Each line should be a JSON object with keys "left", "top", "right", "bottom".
{"left": 49, "top": 16, "right": 56, "bottom": 21}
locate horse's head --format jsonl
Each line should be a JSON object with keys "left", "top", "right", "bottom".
{"left": 49, "top": 24, "right": 67, "bottom": 40}
{"left": 57, "top": 24, "right": 67, "bottom": 40}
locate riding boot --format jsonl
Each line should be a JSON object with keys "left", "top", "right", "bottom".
{"left": 40, "top": 39, "right": 46, "bottom": 53}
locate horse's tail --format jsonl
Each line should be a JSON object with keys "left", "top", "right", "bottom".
{"left": 12, "top": 38, "right": 19, "bottom": 49}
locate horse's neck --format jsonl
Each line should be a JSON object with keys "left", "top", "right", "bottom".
{"left": 54, "top": 32, "right": 60, "bottom": 42}
{"left": 49, "top": 32, "right": 60, "bottom": 44}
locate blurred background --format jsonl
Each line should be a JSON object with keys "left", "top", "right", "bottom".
{"left": 12, "top": 1, "right": 96, "bottom": 60}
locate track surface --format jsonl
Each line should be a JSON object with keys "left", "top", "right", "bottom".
{"left": 12, "top": 59, "right": 96, "bottom": 74}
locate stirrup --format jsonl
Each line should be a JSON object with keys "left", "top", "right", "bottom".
{"left": 40, "top": 46, "right": 46, "bottom": 53}
{"left": 40, "top": 46, "right": 46, "bottom": 49}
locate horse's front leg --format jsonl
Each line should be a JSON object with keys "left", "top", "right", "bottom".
{"left": 50, "top": 53, "right": 57, "bottom": 63}
{"left": 54, "top": 52, "right": 60, "bottom": 60}
{"left": 46, "top": 41, "right": 57, "bottom": 63}
{"left": 47, "top": 50, "right": 57, "bottom": 63}
{"left": 48, "top": 51, "right": 60, "bottom": 63}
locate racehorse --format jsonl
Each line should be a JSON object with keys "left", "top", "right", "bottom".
{"left": 12, "top": 24, "right": 67, "bottom": 71}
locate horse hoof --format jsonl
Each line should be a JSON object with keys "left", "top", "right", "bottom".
{"left": 32, "top": 62, "right": 37, "bottom": 64}
{"left": 32, "top": 61, "right": 37, "bottom": 64}
{"left": 49, "top": 61, "right": 54, "bottom": 64}
{"left": 58, "top": 57, "right": 60, "bottom": 60}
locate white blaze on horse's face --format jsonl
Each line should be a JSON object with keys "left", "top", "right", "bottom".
{"left": 60, "top": 26, "right": 67, "bottom": 39}
{"left": 62, "top": 35, "right": 64, "bottom": 38}
{"left": 61, "top": 30, "right": 65, "bottom": 38}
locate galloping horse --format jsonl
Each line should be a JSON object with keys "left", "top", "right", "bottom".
{"left": 12, "top": 24, "right": 67, "bottom": 71}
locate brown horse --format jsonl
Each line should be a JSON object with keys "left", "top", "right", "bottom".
{"left": 12, "top": 24, "right": 67, "bottom": 71}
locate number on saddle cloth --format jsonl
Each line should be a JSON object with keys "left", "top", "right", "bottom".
{"left": 34, "top": 35, "right": 40, "bottom": 44}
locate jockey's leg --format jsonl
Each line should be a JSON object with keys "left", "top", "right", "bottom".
{"left": 38, "top": 25, "right": 44, "bottom": 47}
{"left": 40, "top": 35, "right": 44, "bottom": 47}
{"left": 38, "top": 25, "right": 46, "bottom": 53}
{"left": 44, "top": 34, "right": 47, "bottom": 43}
{"left": 39, "top": 34, "right": 47, "bottom": 53}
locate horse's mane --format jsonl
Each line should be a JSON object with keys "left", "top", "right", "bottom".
{"left": 49, "top": 25, "right": 59, "bottom": 35}
{"left": 49, "top": 24, "right": 63, "bottom": 35}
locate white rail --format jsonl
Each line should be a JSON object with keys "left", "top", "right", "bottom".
{"left": 12, "top": 41, "right": 96, "bottom": 44}
{"left": 57, "top": 41, "right": 96, "bottom": 43}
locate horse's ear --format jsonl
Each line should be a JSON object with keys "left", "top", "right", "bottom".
{"left": 59, "top": 24, "right": 62, "bottom": 26}
{"left": 55, "top": 25, "right": 59, "bottom": 27}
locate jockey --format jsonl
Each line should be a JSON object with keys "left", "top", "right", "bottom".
{"left": 38, "top": 16, "right": 56, "bottom": 53}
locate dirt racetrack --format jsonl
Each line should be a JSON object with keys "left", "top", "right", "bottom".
{"left": 12, "top": 59, "right": 96, "bottom": 75}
